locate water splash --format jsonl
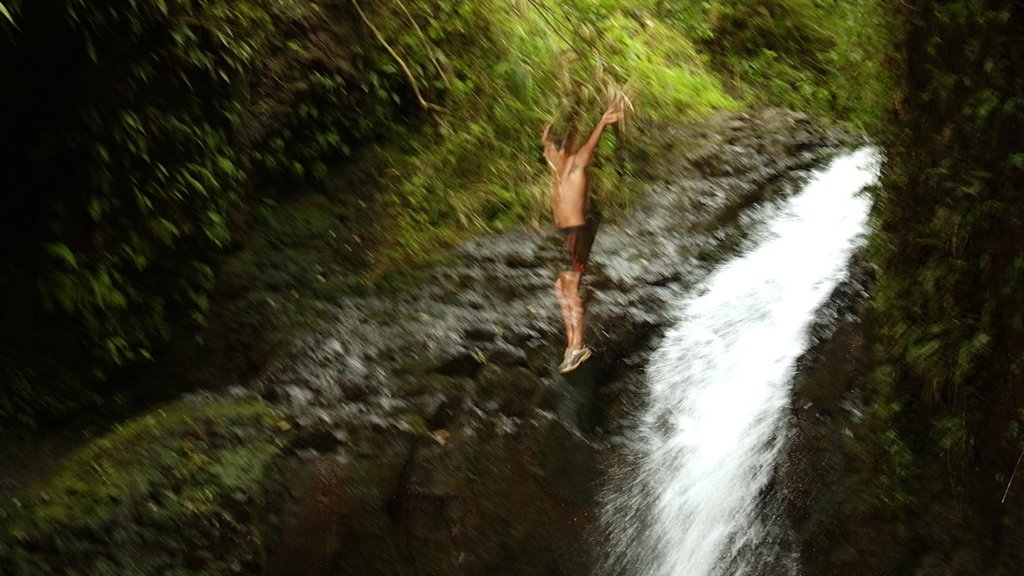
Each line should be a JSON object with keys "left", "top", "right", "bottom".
{"left": 600, "top": 149, "right": 880, "bottom": 576}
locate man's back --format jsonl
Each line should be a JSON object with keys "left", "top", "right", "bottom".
{"left": 545, "top": 101, "right": 624, "bottom": 228}
{"left": 550, "top": 153, "right": 589, "bottom": 228}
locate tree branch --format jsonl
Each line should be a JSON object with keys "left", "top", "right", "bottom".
{"left": 349, "top": 0, "right": 446, "bottom": 113}
{"left": 1002, "top": 447, "right": 1024, "bottom": 504}
{"left": 395, "top": 0, "right": 451, "bottom": 89}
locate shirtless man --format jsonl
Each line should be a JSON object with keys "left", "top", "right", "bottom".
{"left": 543, "top": 100, "right": 624, "bottom": 373}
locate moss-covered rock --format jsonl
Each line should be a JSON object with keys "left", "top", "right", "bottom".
{"left": 0, "top": 398, "right": 285, "bottom": 576}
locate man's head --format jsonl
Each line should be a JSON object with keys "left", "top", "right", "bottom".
{"left": 544, "top": 107, "right": 582, "bottom": 153}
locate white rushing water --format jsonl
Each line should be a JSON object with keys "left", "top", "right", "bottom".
{"left": 601, "top": 149, "right": 880, "bottom": 576}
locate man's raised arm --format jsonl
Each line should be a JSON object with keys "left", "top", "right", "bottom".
{"left": 575, "top": 103, "right": 624, "bottom": 164}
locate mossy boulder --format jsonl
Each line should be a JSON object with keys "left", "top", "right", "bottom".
{"left": 0, "top": 398, "right": 285, "bottom": 576}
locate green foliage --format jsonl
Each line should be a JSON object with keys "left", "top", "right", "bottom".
{"left": 875, "top": 427, "right": 915, "bottom": 507}
{"left": 842, "top": 2, "right": 1024, "bottom": 573}
{"left": 48, "top": 0, "right": 264, "bottom": 364}
{"left": 873, "top": 2, "right": 1024, "bottom": 408}
{"left": 244, "top": 1, "right": 406, "bottom": 185}
{"left": 1, "top": 0, "right": 402, "bottom": 427}
{"left": 1, "top": 0, "right": 272, "bottom": 396}
{"left": 682, "top": 0, "right": 894, "bottom": 130}
{"left": 0, "top": 399, "right": 283, "bottom": 575}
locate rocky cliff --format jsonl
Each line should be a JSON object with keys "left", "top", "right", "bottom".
{"left": 252, "top": 109, "right": 861, "bottom": 575}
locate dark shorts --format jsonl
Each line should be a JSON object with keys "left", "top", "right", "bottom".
{"left": 560, "top": 223, "right": 597, "bottom": 274}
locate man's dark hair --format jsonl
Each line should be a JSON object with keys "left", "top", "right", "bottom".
{"left": 548, "top": 106, "right": 582, "bottom": 152}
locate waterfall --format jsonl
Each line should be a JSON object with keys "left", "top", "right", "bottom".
{"left": 600, "top": 149, "right": 880, "bottom": 576}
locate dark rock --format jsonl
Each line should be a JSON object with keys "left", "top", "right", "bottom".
{"left": 435, "top": 350, "right": 484, "bottom": 378}
{"left": 290, "top": 424, "right": 349, "bottom": 453}
{"left": 389, "top": 427, "right": 596, "bottom": 576}
{"left": 463, "top": 325, "right": 499, "bottom": 342}
{"left": 485, "top": 342, "right": 529, "bottom": 367}
{"left": 783, "top": 254, "right": 881, "bottom": 575}
{"left": 266, "top": 435, "right": 415, "bottom": 576}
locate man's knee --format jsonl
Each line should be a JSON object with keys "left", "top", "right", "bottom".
{"left": 558, "top": 270, "right": 580, "bottom": 288}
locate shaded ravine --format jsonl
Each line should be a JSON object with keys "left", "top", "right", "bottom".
{"left": 249, "top": 110, "right": 868, "bottom": 575}
{"left": 597, "top": 149, "right": 879, "bottom": 576}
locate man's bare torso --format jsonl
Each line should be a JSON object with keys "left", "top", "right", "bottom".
{"left": 549, "top": 152, "right": 588, "bottom": 228}
{"left": 543, "top": 101, "right": 623, "bottom": 229}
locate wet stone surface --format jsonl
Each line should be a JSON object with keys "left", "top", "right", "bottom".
{"left": 782, "top": 253, "right": 880, "bottom": 576}
{"left": 240, "top": 108, "right": 865, "bottom": 576}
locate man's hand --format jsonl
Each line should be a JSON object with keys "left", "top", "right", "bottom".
{"left": 601, "top": 107, "right": 625, "bottom": 125}
{"left": 601, "top": 93, "right": 633, "bottom": 125}
{"left": 601, "top": 99, "right": 626, "bottom": 125}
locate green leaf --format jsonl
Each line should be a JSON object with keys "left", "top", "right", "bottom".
{"left": 47, "top": 243, "right": 79, "bottom": 269}
{"left": 0, "top": 3, "right": 13, "bottom": 24}
{"left": 216, "top": 156, "right": 236, "bottom": 176}
{"left": 88, "top": 196, "right": 105, "bottom": 220}
{"left": 85, "top": 36, "right": 97, "bottom": 63}
{"left": 51, "top": 273, "right": 78, "bottom": 312}
{"left": 121, "top": 111, "right": 142, "bottom": 132}
{"left": 152, "top": 217, "right": 180, "bottom": 245}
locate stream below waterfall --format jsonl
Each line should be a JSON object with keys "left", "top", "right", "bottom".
{"left": 600, "top": 148, "right": 880, "bottom": 576}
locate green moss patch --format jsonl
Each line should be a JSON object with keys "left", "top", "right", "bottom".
{"left": 0, "top": 399, "right": 285, "bottom": 575}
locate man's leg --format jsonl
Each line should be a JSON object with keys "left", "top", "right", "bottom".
{"left": 556, "top": 270, "right": 591, "bottom": 374}
{"left": 554, "top": 273, "right": 576, "bottom": 350}
{"left": 556, "top": 226, "right": 594, "bottom": 372}
{"left": 560, "top": 270, "right": 584, "bottom": 350}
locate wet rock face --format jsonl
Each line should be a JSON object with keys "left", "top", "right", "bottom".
{"left": 252, "top": 109, "right": 864, "bottom": 575}
{"left": 785, "top": 257, "right": 871, "bottom": 494}
{"left": 782, "top": 255, "right": 904, "bottom": 576}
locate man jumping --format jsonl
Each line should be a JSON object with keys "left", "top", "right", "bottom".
{"left": 542, "top": 99, "right": 624, "bottom": 373}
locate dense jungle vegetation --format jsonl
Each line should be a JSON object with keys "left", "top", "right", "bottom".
{"left": 824, "top": 2, "right": 1024, "bottom": 574}
{"left": 1, "top": 0, "right": 1023, "bottom": 574}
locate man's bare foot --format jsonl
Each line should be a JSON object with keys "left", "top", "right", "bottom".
{"left": 559, "top": 346, "right": 592, "bottom": 373}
